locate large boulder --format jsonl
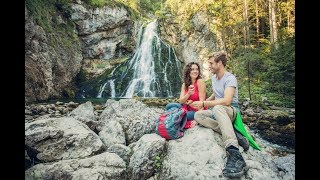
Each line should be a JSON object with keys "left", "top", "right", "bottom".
{"left": 25, "top": 152, "right": 127, "bottom": 180}
{"left": 160, "top": 126, "right": 294, "bottom": 179}
{"left": 129, "top": 134, "right": 166, "bottom": 179}
{"left": 99, "top": 99, "right": 163, "bottom": 144}
{"left": 68, "top": 101, "right": 97, "bottom": 130}
{"left": 25, "top": 117, "right": 105, "bottom": 162}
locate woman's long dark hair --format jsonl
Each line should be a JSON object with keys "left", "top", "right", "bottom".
{"left": 183, "top": 62, "right": 202, "bottom": 89}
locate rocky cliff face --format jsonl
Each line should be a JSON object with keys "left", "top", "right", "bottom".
{"left": 70, "top": 2, "right": 135, "bottom": 60}
{"left": 159, "top": 11, "right": 223, "bottom": 79}
{"left": 25, "top": 1, "right": 136, "bottom": 102}
{"left": 25, "top": 5, "right": 82, "bottom": 102}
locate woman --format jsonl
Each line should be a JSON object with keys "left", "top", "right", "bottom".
{"left": 166, "top": 62, "right": 207, "bottom": 128}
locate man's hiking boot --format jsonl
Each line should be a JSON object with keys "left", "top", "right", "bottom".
{"left": 223, "top": 147, "right": 248, "bottom": 178}
{"left": 234, "top": 128, "right": 249, "bottom": 151}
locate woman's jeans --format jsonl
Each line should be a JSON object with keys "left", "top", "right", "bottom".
{"left": 165, "top": 103, "right": 195, "bottom": 121}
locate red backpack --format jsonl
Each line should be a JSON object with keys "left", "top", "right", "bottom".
{"left": 157, "top": 106, "right": 188, "bottom": 140}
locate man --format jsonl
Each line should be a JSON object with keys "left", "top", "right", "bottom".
{"left": 191, "top": 51, "right": 249, "bottom": 178}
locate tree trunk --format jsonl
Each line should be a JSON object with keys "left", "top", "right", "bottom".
{"left": 243, "top": 0, "right": 252, "bottom": 100}
{"left": 268, "top": 0, "right": 273, "bottom": 43}
{"left": 245, "top": 0, "right": 251, "bottom": 45}
{"left": 287, "top": 7, "right": 290, "bottom": 29}
{"left": 255, "top": 0, "right": 260, "bottom": 45}
{"left": 243, "top": 0, "right": 251, "bottom": 47}
{"left": 269, "top": 0, "right": 278, "bottom": 48}
{"left": 221, "top": 0, "right": 228, "bottom": 52}
{"left": 247, "top": 57, "right": 252, "bottom": 100}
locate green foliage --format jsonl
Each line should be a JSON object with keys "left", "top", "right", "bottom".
{"left": 83, "top": 0, "right": 108, "bottom": 7}
{"left": 155, "top": 9, "right": 167, "bottom": 20}
{"left": 139, "top": 0, "right": 164, "bottom": 14}
{"left": 82, "top": 0, "right": 126, "bottom": 8}
{"left": 26, "top": 0, "right": 75, "bottom": 32}
{"left": 96, "top": 62, "right": 107, "bottom": 69}
{"left": 154, "top": 155, "right": 162, "bottom": 171}
{"left": 231, "top": 37, "right": 295, "bottom": 107}
{"left": 26, "top": 0, "right": 55, "bottom": 32}
{"left": 204, "top": 79, "right": 213, "bottom": 98}
{"left": 76, "top": 68, "right": 89, "bottom": 83}
{"left": 26, "top": 0, "right": 80, "bottom": 54}
{"left": 163, "top": 0, "right": 211, "bottom": 31}
{"left": 116, "top": 0, "right": 164, "bottom": 20}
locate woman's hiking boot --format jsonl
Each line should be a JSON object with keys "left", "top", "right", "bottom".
{"left": 234, "top": 128, "right": 249, "bottom": 151}
{"left": 222, "top": 147, "right": 248, "bottom": 178}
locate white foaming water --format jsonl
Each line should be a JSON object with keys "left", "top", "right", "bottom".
{"left": 97, "top": 79, "right": 115, "bottom": 98}
{"left": 122, "top": 20, "right": 159, "bottom": 98}
{"left": 95, "top": 20, "right": 182, "bottom": 98}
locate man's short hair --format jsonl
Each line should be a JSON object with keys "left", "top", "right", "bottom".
{"left": 209, "top": 51, "right": 227, "bottom": 66}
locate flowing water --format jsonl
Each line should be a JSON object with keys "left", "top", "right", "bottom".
{"left": 92, "top": 20, "right": 182, "bottom": 98}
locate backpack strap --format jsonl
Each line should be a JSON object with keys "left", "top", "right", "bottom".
{"left": 178, "top": 105, "right": 188, "bottom": 131}
{"left": 179, "top": 115, "right": 188, "bottom": 132}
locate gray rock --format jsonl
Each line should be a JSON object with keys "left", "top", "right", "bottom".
{"left": 99, "top": 121, "right": 126, "bottom": 148}
{"left": 25, "top": 152, "right": 127, "bottom": 180}
{"left": 68, "top": 101, "right": 97, "bottom": 129}
{"left": 25, "top": 117, "right": 105, "bottom": 162}
{"left": 99, "top": 99, "right": 162, "bottom": 144}
{"left": 273, "top": 154, "right": 295, "bottom": 179}
{"left": 107, "top": 144, "right": 132, "bottom": 164}
{"left": 129, "top": 134, "right": 166, "bottom": 180}
{"left": 160, "top": 125, "right": 293, "bottom": 179}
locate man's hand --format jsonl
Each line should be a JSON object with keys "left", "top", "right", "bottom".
{"left": 190, "top": 101, "right": 203, "bottom": 110}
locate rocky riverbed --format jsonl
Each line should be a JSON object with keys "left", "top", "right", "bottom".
{"left": 25, "top": 98, "right": 295, "bottom": 179}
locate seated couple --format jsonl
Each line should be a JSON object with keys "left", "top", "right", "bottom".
{"left": 166, "top": 52, "right": 250, "bottom": 178}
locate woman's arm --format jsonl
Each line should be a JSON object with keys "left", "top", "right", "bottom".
{"left": 179, "top": 83, "right": 192, "bottom": 104}
{"left": 197, "top": 79, "right": 206, "bottom": 110}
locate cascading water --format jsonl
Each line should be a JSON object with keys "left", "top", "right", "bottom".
{"left": 97, "top": 79, "right": 115, "bottom": 98}
{"left": 122, "top": 20, "right": 160, "bottom": 97}
{"left": 87, "top": 20, "right": 183, "bottom": 98}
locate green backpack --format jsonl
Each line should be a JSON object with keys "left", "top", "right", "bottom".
{"left": 233, "top": 111, "right": 262, "bottom": 151}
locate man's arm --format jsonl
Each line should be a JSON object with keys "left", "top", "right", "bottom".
{"left": 204, "top": 86, "right": 235, "bottom": 107}
{"left": 191, "top": 86, "right": 235, "bottom": 109}
{"left": 206, "top": 93, "right": 215, "bottom": 101}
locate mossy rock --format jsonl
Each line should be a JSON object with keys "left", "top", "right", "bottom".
{"left": 274, "top": 122, "right": 295, "bottom": 135}
{"left": 263, "top": 110, "right": 290, "bottom": 125}
{"left": 259, "top": 129, "right": 295, "bottom": 149}
{"left": 243, "top": 100, "right": 271, "bottom": 110}
{"left": 256, "top": 120, "right": 271, "bottom": 130}
{"left": 241, "top": 114, "right": 256, "bottom": 123}
{"left": 134, "top": 97, "right": 179, "bottom": 107}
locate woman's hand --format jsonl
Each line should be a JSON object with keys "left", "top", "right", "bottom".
{"left": 185, "top": 100, "right": 193, "bottom": 105}
{"left": 187, "top": 85, "right": 195, "bottom": 95}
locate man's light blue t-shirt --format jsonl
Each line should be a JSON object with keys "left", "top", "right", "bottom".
{"left": 211, "top": 71, "right": 239, "bottom": 110}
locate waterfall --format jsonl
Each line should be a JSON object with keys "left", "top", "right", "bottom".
{"left": 121, "top": 20, "right": 158, "bottom": 98}
{"left": 97, "top": 79, "right": 115, "bottom": 98}
{"left": 94, "top": 20, "right": 182, "bottom": 98}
